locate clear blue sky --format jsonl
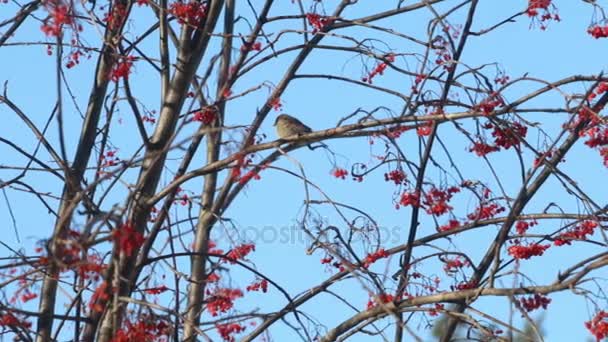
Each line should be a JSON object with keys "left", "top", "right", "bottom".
{"left": 1, "top": 1, "right": 607, "bottom": 341}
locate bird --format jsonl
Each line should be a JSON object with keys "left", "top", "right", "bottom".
{"left": 274, "top": 114, "right": 313, "bottom": 139}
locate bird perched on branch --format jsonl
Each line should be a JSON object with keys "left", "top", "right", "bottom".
{"left": 274, "top": 113, "right": 327, "bottom": 150}
{"left": 274, "top": 113, "right": 313, "bottom": 138}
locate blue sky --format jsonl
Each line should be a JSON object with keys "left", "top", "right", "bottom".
{"left": 1, "top": 0, "right": 607, "bottom": 341}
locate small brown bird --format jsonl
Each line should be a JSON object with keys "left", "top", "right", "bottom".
{"left": 274, "top": 114, "right": 312, "bottom": 139}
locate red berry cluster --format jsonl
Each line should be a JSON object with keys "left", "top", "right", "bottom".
{"left": 100, "top": 150, "right": 120, "bottom": 168}
{"left": 491, "top": 122, "right": 528, "bottom": 150}
{"left": 362, "top": 249, "right": 389, "bottom": 268}
{"left": 66, "top": 50, "right": 85, "bottom": 69}
{"left": 474, "top": 92, "right": 505, "bottom": 115}
{"left": 469, "top": 121, "right": 528, "bottom": 156}
{"left": 103, "top": 3, "right": 128, "bottom": 30}
{"left": 422, "top": 186, "right": 460, "bottom": 216}
{"left": 216, "top": 322, "right": 246, "bottom": 342}
{"left": 526, "top": 0, "right": 560, "bottom": 30}
{"left": 442, "top": 257, "right": 468, "bottom": 274}
{"left": 467, "top": 202, "right": 505, "bottom": 221}
{"left": 246, "top": 279, "right": 268, "bottom": 293}
{"left": 207, "top": 272, "right": 220, "bottom": 283}
{"left": 240, "top": 41, "right": 262, "bottom": 52}
{"left": 435, "top": 51, "right": 452, "bottom": 70}
{"left": 142, "top": 110, "right": 157, "bottom": 124}
{"left": 600, "top": 147, "right": 608, "bottom": 168}
{"left": 193, "top": 108, "right": 216, "bottom": 124}
{"left": 332, "top": 167, "right": 349, "bottom": 179}
{"left": 143, "top": 285, "right": 169, "bottom": 295}
{"left": 205, "top": 287, "right": 244, "bottom": 316}
{"left": 112, "top": 222, "right": 144, "bottom": 258}
{"left": 527, "top": 0, "right": 551, "bottom": 14}
{"left": 11, "top": 281, "right": 37, "bottom": 304}
{"left": 398, "top": 191, "right": 420, "bottom": 208}
{"left": 442, "top": 23, "right": 462, "bottom": 39}
{"left": 0, "top": 313, "right": 31, "bottom": 329}
{"left": 411, "top": 73, "right": 426, "bottom": 94}
{"left": 438, "top": 219, "right": 461, "bottom": 233}
{"left": 172, "top": 186, "right": 190, "bottom": 206}
{"left": 319, "top": 255, "right": 346, "bottom": 272}
{"left": 41, "top": 1, "right": 75, "bottom": 37}
{"left": 169, "top": 1, "right": 207, "bottom": 26}
{"left": 575, "top": 106, "right": 602, "bottom": 129}
{"left": 416, "top": 122, "right": 433, "bottom": 136}
{"left": 515, "top": 220, "right": 538, "bottom": 235}
{"left": 469, "top": 141, "right": 499, "bottom": 157}
{"left": 533, "top": 149, "right": 556, "bottom": 167}
{"left": 111, "top": 319, "right": 169, "bottom": 342}
{"left": 384, "top": 169, "right": 407, "bottom": 185}
{"left": 585, "top": 310, "right": 608, "bottom": 342}
{"left": 583, "top": 126, "right": 608, "bottom": 148}
{"left": 494, "top": 74, "right": 510, "bottom": 85}
{"left": 507, "top": 243, "right": 550, "bottom": 260}
{"left": 519, "top": 294, "right": 551, "bottom": 312}
{"left": 320, "top": 256, "right": 333, "bottom": 264}
{"left": 269, "top": 97, "right": 283, "bottom": 111}
{"left": 588, "top": 24, "right": 608, "bottom": 39}
{"left": 230, "top": 154, "right": 259, "bottom": 183}
{"left": 428, "top": 303, "right": 445, "bottom": 316}
{"left": 588, "top": 82, "right": 608, "bottom": 101}
{"left": 554, "top": 220, "right": 598, "bottom": 246}
{"left": 306, "top": 13, "right": 333, "bottom": 33}
{"left": 569, "top": 84, "right": 608, "bottom": 135}
{"left": 415, "top": 108, "right": 443, "bottom": 137}
{"left": 89, "top": 281, "right": 111, "bottom": 313}
{"left": 362, "top": 54, "right": 396, "bottom": 84}
{"left": 226, "top": 243, "right": 255, "bottom": 263}
{"left": 75, "top": 255, "right": 106, "bottom": 282}
{"left": 238, "top": 167, "right": 265, "bottom": 186}
{"left": 109, "top": 56, "right": 136, "bottom": 82}
{"left": 453, "top": 280, "right": 478, "bottom": 291}
{"left": 366, "top": 293, "right": 394, "bottom": 309}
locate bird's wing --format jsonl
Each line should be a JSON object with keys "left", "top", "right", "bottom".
{"left": 292, "top": 117, "right": 312, "bottom": 133}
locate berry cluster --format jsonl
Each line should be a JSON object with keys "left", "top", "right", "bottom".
{"left": 332, "top": 167, "right": 349, "bottom": 179}
{"left": 169, "top": 1, "right": 207, "bottom": 26}
{"left": 384, "top": 169, "right": 407, "bottom": 185}
{"left": 554, "top": 220, "right": 598, "bottom": 246}
{"left": 507, "top": 243, "right": 550, "bottom": 260}
{"left": 442, "top": 257, "right": 468, "bottom": 274}
{"left": 246, "top": 279, "right": 268, "bottom": 293}
{"left": 306, "top": 13, "right": 333, "bottom": 33}
{"left": 588, "top": 24, "right": 608, "bottom": 39}
{"left": 226, "top": 243, "right": 255, "bottom": 263}
{"left": 109, "top": 56, "right": 136, "bottom": 82}
{"left": 519, "top": 294, "right": 551, "bottom": 312}
{"left": 474, "top": 92, "right": 505, "bottom": 115}
{"left": 366, "top": 293, "right": 394, "bottom": 309}
{"left": 205, "top": 288, "right": 244, "bottom": 317}
{"left": 216, "top": 322, "right": 246, "bottom": 342}
{"left": 112, "top": 319, "right": 169, "bottom": 342}
{"left": 515, "top": 220, "right": 538, "bottom": 235}
{"left": 585, "top": 311, "right": 608, "bottom": 341}
{"left": 362, "top": 54, "right": 396, "bottom": 84}
{"left": 362, "top": 249, "right": 389, "bottom": 268}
